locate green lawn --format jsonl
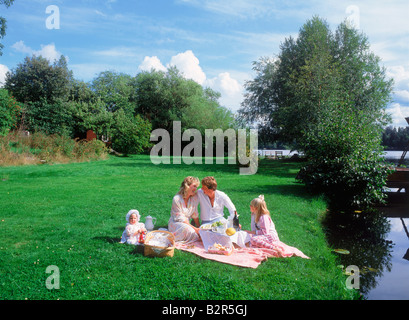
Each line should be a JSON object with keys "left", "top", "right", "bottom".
{"left": 0, "top": 155, "right": 358, "bottom": 300}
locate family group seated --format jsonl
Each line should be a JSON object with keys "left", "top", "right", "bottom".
{"left": 120, "top": 176, "right": 309, "bottom": 259}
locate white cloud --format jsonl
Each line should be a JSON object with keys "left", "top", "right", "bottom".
{"left": 205, "top": 72, "right": 243, "bottom": 110}
{"left": 395, "top": 90, "right": 409, "bottom": 103}
{"left": 387, "top": 65, "right": 409, "bottom": 88}
{"left": 387, "top": 103, "right": 409, "bottom": 128}
{"left": 11, "top": 41, "right": 63, "bottom": 62}
{"left": 0, "top": 64, "right": 10, "bottom": 87}
{"left": 137, "top": 50, "right": 244, "bottom": 110}
{"left": 138, "top": 56, "right": 167, "bottom": 72}
{"left": 167, "top": 50, "right": 207, "bottom": 85}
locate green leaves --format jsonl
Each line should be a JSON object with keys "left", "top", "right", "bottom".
{"left": 240, "top": 16, "right": 394, "bottom": 210}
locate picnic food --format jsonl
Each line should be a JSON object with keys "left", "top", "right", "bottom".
{"left": 200, "top": 223, "right": 212, "bottom": 230}
{"left": 208, "top": 242, "right": 234, "bottom": 255}
{"left": 211, "top": 221, "right": 224, "bottom": 227}
{"left": 226, "top": 227, "right": 236, "bottom": 236}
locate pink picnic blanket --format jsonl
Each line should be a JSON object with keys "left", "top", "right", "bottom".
{"left": 175, "top": 240, "right": 309, "bottom": 269}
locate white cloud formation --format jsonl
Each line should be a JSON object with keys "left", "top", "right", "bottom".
{"left": 11, "top": 41, "right": 63, "bottom": 62}
{"left": 387, "top": 103, "right": 409, "bottom": 128}
{"left": 395, "top": 90, "right": 409, "bottom": 103}
{"left": 137, "top": 50, "right": 243, "bottom": 110}
{"left": 0, "top": 64, "right": 10, "bottom": 87}
{"left": 138, "top": 56, "right": 167, "bottom": 72}
{"left": 168, "top": 50, "right": 207, "bottom": 85}
{"left": 385, "top": 64, "right": 409, "bottom": 127}
{"left": 205, "top": 72, "right": 243, "bottom": 109}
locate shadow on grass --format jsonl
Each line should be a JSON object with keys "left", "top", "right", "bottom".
{"left": 93, "top": 236, "right": 121, "bottom": 244}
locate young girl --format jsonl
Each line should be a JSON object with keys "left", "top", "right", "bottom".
{"left": 120, "top": 209, "right": 147, "bottom": 245}
{"left": 247, "top": 195, "right": 310, "bottom": 259}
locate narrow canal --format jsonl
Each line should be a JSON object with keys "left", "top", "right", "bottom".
{"left": 323, "top": 192, "right": 409, "bottom": 300}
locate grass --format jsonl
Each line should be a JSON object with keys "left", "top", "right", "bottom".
{"left": 0, "top": 155, "right": 359, "bottom": 300}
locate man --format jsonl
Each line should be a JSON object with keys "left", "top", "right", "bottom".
{"left": 197, "top": 176, "right": 236, "bottom": 225}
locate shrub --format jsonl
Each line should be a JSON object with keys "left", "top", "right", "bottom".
{"left": 297, "top": 101, "right": 392, "bottom": 210}
{"left": 111, "top": 109, "right": 152, "bottom": 155}
{"left": 0, "top": 89, "right": 21, "bottom": 136}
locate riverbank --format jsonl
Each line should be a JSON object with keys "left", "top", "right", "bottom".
{"left": 0, "top": 155, "right": 358, "bottom": 300}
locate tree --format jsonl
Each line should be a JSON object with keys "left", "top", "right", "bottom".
{"left": 132, "top": 66, "right": 236, "bottom": 133}
{"left": 110, "top": 108, "right": 152, "bottom": 155}
{"left": 239, "top": 16, "right": 393, "bottom": 148}
{"left": 240, "top": 16, "right": 394, "bottom": 210}
{"left": 90, "top": 71, "right": 134, "bottom": 115}
{"left": 298, "top": 99, "right": 392, "bottom": 209}
{"left": 132, "top": 67, "right": 189, "bottom": 131}
{"left": 0, "top": 0, "right": 14, "bottom": 56}
{"left": 0, "top": 88, "right": 21, "bottom": 135}
{"left": 5, "top": 55, "right": 73, "bottom": 103}
{"left": 25, "top": 99, "right": 73, "bottom": 135}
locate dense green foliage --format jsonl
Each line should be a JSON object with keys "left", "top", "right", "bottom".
{"left": 298, "top": 100, "right": 392, "bottom": 209}
{"left": 0, "top": 89, "right": 21, "bottom": 135}
{"left": 0, "top": 156, "right": 358, "bottom": 300}
{"left": 239, "top": 16, "right": 394, "bottom": 210}
{"left": 239, "top": 16, "right": 393, "bottom": 146}
{"left": 5, "top": 55, "right": 73, "bottom": 104}
{"left": 4, "top": 57, "right": 236, "bottom": 155}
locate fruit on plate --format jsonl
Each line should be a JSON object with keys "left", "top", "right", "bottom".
{"left": 226, "top": 227, "right": 236, "bottom": 236}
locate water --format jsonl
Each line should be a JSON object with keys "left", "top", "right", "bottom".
{"left": 323, "top": 194, "right": 409, "bottom": 300}
{"left": 260, "top": 149, "right": 409, "bottom": 299}
{"left": 365, "top": 215, "right": 409, "bottom": 300}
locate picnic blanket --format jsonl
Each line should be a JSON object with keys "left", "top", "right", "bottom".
{"left": 175, "top": 240, "right": 310, "bottom": 269}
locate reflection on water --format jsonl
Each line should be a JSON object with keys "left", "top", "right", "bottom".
{"left": 322, "top": 194, "right": 409, "bottom": 300}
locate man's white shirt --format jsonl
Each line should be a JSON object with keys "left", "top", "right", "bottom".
{"left": 197, "top": 189, "right": 236, "bottom": 222}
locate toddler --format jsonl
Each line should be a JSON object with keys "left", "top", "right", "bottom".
{"left": 120, "top": 209, "right": 147, "bottom": 245}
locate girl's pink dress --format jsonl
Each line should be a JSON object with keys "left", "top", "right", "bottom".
{"left": 250, "top": 214, "right": 310, "bottom": 259}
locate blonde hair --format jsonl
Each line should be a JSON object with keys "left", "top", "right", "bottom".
{"left": 201, "top": 176, "right": 217, "bottom": 190}
{"left": 178, "top": 176, "right": 200, "bottom": 198}
{"left": 250, "top": 195, "right": 270, "bottom": 223}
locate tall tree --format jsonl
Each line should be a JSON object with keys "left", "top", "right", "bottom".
{"left": 240, "top": 16, "right": 394, "bottom": 209}
{"left": 90, "top": 71, "right": 134, "bottom": 115}
{"left": 239, "top": 16, "right": 393, "bottom": 149}
{"left": 5, "top": 55, "right": 73, "bottom": 103}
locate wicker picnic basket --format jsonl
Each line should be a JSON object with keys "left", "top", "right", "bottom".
{"left": 143, "top": 230, "right": 175, "bottom": 258}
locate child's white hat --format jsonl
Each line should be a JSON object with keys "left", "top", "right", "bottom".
{"left": 126, "top": 209, "right": 140, "bottom": 222}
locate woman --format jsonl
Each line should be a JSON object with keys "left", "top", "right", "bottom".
{"left": 168, "top": 176, "right": 201, "bottom": 243}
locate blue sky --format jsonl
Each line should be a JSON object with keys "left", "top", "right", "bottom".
{"left": 1, "top": 0, "right": 409, "bottom": 127}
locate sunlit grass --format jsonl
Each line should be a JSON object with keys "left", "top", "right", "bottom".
{"left": 0, "top": 155, "right": 359, "bottom": 300}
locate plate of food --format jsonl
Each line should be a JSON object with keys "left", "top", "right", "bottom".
{"left": 207, "top": 243, "right": 234, "bottom": 256}
{"left": 200, "top": 223, "right": 212, "bottom": 230}
{"left": 211, "top": 221, "right": 226, "bottom": 234}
